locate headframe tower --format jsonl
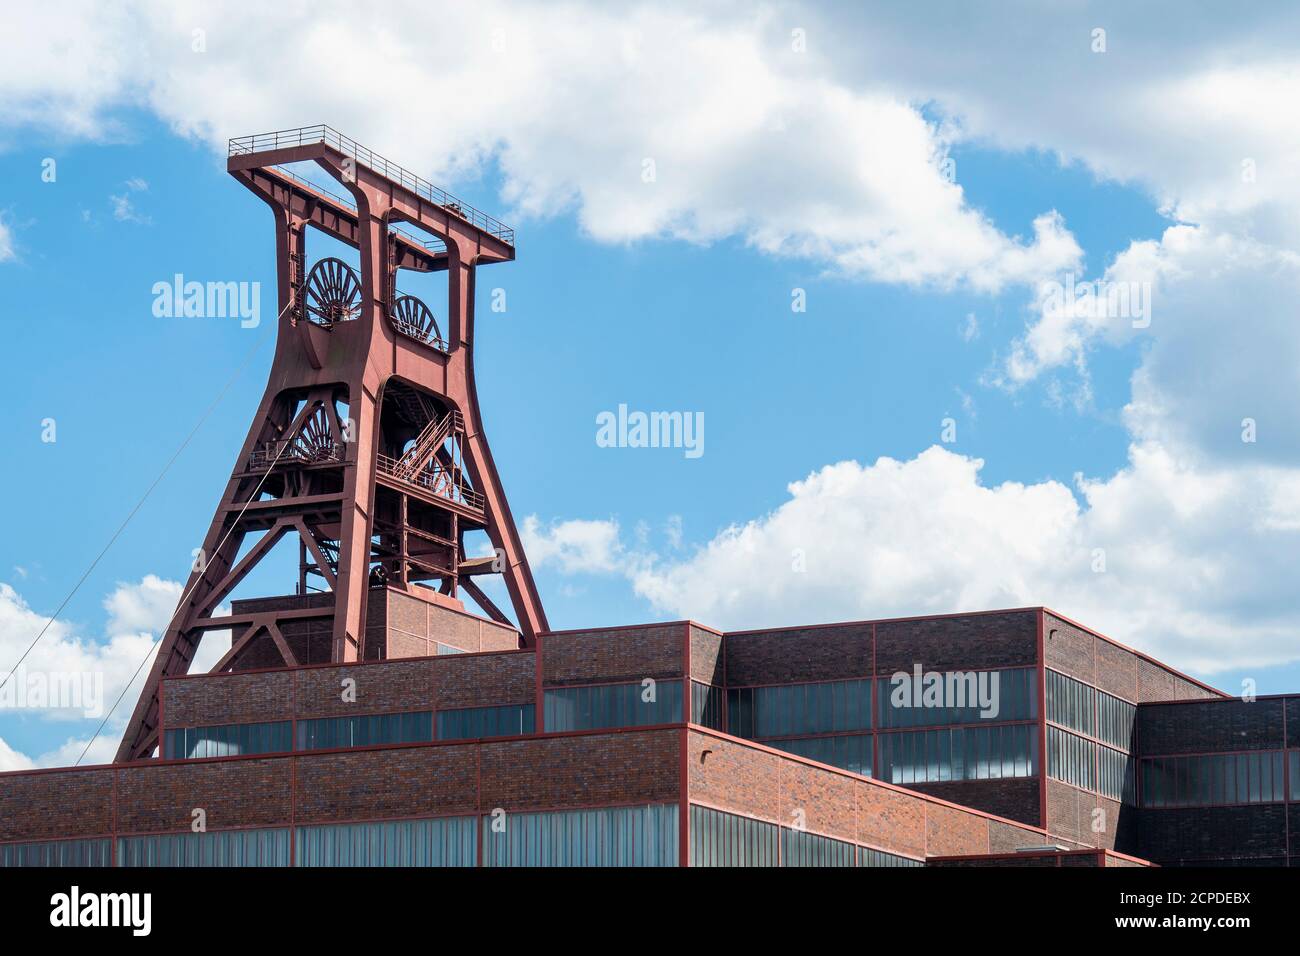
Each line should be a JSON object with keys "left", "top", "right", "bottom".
{"left": 116, "top": 126, "right": 547, "bottom": 761}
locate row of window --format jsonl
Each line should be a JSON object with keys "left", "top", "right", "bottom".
{"left": 878, "top": 724, "right": 1038, "bottom": 784}
{"left": 723, "top": 669, "right": 1037, "bottom": 741}
{"left": 762, "top": 724, "right": 1040, "bottom": 784}
{"left": 1047, "top": 725, "right": 1139, "bottom": 803}
{"left": 1048, "top": 725, "right": 1098, "bottom": 793}
{"left": 543, "top": 680, "right": 683, "bottom": 732}
{"left": 0, "top": 838, "right": 112, "bottom": 868}
{"left": 1046, "top": 669, "right": 1136, "bottom": 751}
{"left": 2, "top": 806, "right": 678, "bottom": 868}
{"left": 163, "top": 703, "right": 535, "bottom": 759}
{"left": 689, "top": 805, "right": 922, "bottom": 868}
{"left": 1140, "top": 751, "right": 1291, "bottom": 808}
{"left": 768, "top": 732, "right": 874, "bottom": 778}
{"left": 3, "top": 806, "right": 931, "bottom": 868}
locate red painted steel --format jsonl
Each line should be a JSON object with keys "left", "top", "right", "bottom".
{"left": 116, "top": 128, "right": 547, "bottom": 761}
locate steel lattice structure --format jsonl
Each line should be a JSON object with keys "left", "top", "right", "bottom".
{"left": 116, "top": 127, "right": 547, "bottom": 762}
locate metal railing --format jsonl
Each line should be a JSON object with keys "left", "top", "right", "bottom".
{"left": 263, "top": 164, "right": 451, "bottom": 258}
{"left": 248, "top": 439, "right": 343, "bottom": 470}
{"left": 230, "top": 125, "right": 515, "bottom": 245}
{"left": 375, "top": 454, "right": 485, "bottom": 512}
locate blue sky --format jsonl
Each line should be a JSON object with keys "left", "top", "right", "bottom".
{"left": 2, "top": 2, "right": 1299, "bottom": 766}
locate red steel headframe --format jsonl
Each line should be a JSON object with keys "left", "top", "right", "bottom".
{"left": 115, "top": 127, "right": 547, "bottom": 761}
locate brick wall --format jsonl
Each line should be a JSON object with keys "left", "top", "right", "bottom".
{"left": 723, "top": 623, "right": 872, "bottom": 686}
{"left": 1137, "top": 697, "right": 1284, "bottom": 754}
{"left": 689, "top": 624, "right": 724, "bottom": 686}
{"left": 163, "top": 650, "right": 537, "bottom": 729}
{"left": 686, "top": 730, "right": 1048, "bottom": 862}
{"left": 1044, "top": 611, "right": 1220, "bottom": 704}
{"left": 540, "top": 624, "right": 684, "bottom": 686}
{"left": 0, "top": 728, "right": 681, "bottom": 851}
{"left": 905, "top": 778, "right": 1040, "bottom": 828}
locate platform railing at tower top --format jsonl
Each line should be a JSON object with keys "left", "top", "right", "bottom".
{"left": 259, "top": 163, "right": 452, "bottom": 257}
{"left": 229, "top": 125, "right": 515, "bottom": 246}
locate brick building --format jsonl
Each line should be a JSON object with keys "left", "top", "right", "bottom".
{"left": 2, "top": 590, "right": 1291, "bottom": 867}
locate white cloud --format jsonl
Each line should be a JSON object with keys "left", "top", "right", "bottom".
{"left": 0, "top": 1, "right": 1080, "bottom": 291}
{"left": 0, "top": 576, "right": 196, "bottom": 768}
{"left": 0, "top": 216, "right": 13, "bottom": 261}
{"left": 618, "top": 444, "right": 1300, "bottom": 675}
{"left": 522, "top": 515, "right": 626, "bottom": 575}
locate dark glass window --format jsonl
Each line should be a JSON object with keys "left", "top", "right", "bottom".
{"left": 1097, "top": 744, "right": 1136, "bottom": 803}
{"left": 878, "top": 724, "right": 1037, "bottom": 784}
{"left": 766, "top": 733, "right": 873, "bottom": 777}
{"left": 296, "top": 817, "right": 475, "bottom": 866}
{"left": 691, "top": 681, "right": 725, "bottom": 730}
{"left": 117, "top": 829, "right": 290, "bottom": 867}
{"left": 164, "top": 720, "right": 292, "bottom": 759}
{"left": 1140, "top": 751, "right": 1287, "bottom": 807}
{"left": 1097, "top": 691, "right": 1136, "bottom": 750}
{"left": 690, "top": 805, "right": 779, "bottom": 867}
{"left": 482, "top": 804, "right": 678, "bottom": 867}
{"left": 1047, "top": 726, "right": 1097, "bottom": 791}
{"left": 1045, "top": 670, "right": 1097, "bottom": 737}
{"left": 435, "top": 704, "right": 534, "bottom": 740}
{"left": 0, "top": 838, "right": 112, "bottom": 867}
{"left": 878, "top": 668, "right": 1036, "bottom": 728}
{"left": 860, "top": 846, "right": 924, "bottom": 867}
{"left": 726, "top": 679, "right": 872, "bottom": 739}
{"left": 543, "top": 680, "right": 682, "bottom": 732}
{"left": 296, "top": 711, "right": 432, "bottom": 750}
{"left": 782, "top": 828, "right": 855, "bottom": 867}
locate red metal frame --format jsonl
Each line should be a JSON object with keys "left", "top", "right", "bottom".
{"left": 116, "top": 129, "right": 549, "bottom": 761}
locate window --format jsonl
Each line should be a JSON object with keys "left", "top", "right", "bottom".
{"left": 296, "top": 711, "right": 432, "bottom": 750}
{"left": 690, "top": 805, "right": 924, "bottom": 867}
{"left": 782, "top": 828, "right": 855, "bottom": 867}
{"left": 690, "top": 805, "right": 779, "bottom": 867}
{"left": 1045, "top": 670, "right": 1097, "bottom": 736}
{"left": 1097, "top": 691, "right": 1136, "bottom": 750}
{"left": 164, "top": 720, "right": 292, "bottom": 759}
{"left": 878, "top": 668, "right": 1036, "bottom": 728}
{"left": 765, "top": 733, "right": 873, "bottom": 777}
{"left": 117, "top": 829, "right": 290, "bottom": 867}
{"left": 1047, "top": 726, "right": 1096, "bottom": 791}
{"left": 1140, "top": 751, "right": 1287, "bottom": 808}
{"left": 543, "top": 680, "right": 682, "bottom": 732}
{"left": 1291, "top": 751, "right": 1300, "bottom": 801}
{"left": 1, "top": 838, "right": 111, "bottom": 867}
{"left": 436, "top": 704, "right": 534, "bottom": 740}
{"left": 860, "top": 846, "right": 924, "bottom": 867}
{"left": 1098, "top": 744, "right": 1136, "bottom": 804}
{"left": 726, "top": 679, "right": 872, "bottom": 739}
{"left": 296, "top": 817, "right": 475, "bottom": 866}
{"left": 878, "top": 724, "right": 1037, "bottom": 784}
{"left": 691, "top": 681, "right": 725, "bottom": 730}
{"left": 482, "top": 804, "right": 678, "bottom": 867}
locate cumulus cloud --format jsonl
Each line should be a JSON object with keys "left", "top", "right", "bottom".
{"left": 0, "top": 576, "right": 218, "bottom": 768}
{"left": 522, "top": 515, "right": 627, "bottom": 575}
{"left": 0, "top": 1, "right": 1080, "bottom": 291}
{"left": 535, "top": 444, "right": 1297, "bottom": 675}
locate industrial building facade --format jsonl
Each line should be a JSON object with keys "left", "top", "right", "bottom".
{"left": 3, "top": 129, "right": 1290, "bottom": 872}
{"left": 3, "top": 596, "right": 1293, "bottom": 867}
